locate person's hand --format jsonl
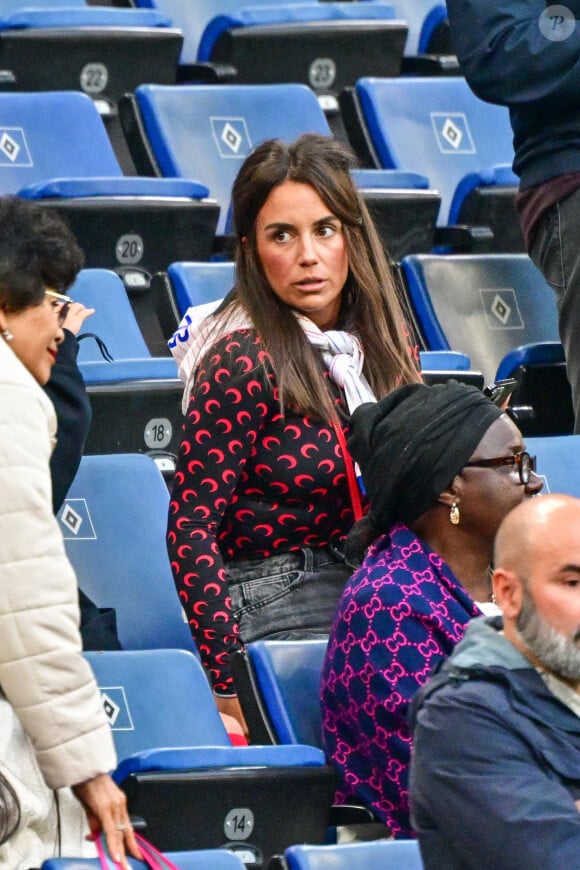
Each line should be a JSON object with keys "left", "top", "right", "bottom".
{"left": 215, "top": 694, "right": 249, "bottom": 738}
{"left": 62, "top": 302, "right": 95, "bottom": 336}
{"left": 72, "top": 772, "right": 142, "bottom": 867}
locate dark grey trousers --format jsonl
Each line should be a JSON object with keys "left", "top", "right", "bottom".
{"left": 226, "top": 546, "right": 351, "bottom": 644}
{"left": 528, "top": 188, "right": 580, "bottom": 434}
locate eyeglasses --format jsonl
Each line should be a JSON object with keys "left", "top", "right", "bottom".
{"left": 45, "top": 289, "right": 72, "bottom": 326}
{"left": 463, "top": 451, "right": 537, "bottom": 485}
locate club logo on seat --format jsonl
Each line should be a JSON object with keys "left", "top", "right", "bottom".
{"left": 58, "top": 498, "right": 97, "bottom": 540}
{"left": 431, "top": 113, "right": 476, "bottom": 154}
{"left": 0, "top": 128, "right": 32, "bottom": 166}
{"left": 480, "top": 288, "right": 524, "bottom": 329}
{"left": 211, "top": 118, "right": 252, "bottom": 158}
{"left": 98, "top": 686, "right": 134, "bottom": 730}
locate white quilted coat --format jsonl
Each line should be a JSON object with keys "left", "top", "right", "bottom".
{"left": 0, "top": 337, "right": 116, "bottom": 868}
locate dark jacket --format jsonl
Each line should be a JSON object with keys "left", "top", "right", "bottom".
{"left": 409, "top": 617, "right": 580, "bottom": 870}
{"left": 44, "top": 329, "right": 92, "bottom": 514}
{"left": 45, "top": 332, "right": 121, "bottom": 651}
{"left": 446, "top": 0, "right": 580, "bottom": 188}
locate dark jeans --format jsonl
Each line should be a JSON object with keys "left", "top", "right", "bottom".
{"left": 226, "top": 546, "right": 351, "bottom": 644}
{"left": 528, "top": 188, "right": 580, "bottom": 433}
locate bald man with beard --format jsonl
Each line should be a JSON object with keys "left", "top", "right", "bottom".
{"left": 408, "top": 494, "right": 580, "bottom": 870}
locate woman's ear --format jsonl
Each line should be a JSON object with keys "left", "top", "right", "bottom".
{"left": 436, "top": 474, "right": 461, "bottom": 510}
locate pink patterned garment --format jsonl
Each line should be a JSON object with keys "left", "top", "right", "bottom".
{"left": 320, "top": 523, "right": 482, "bottom": 838}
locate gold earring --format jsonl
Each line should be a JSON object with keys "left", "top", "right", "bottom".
{"left": 450, "top": 501, "right": 460, "bottom": 525}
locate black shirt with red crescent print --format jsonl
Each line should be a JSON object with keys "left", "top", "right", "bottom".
{"left": 167, "top": 329, "right": 355, "bottom": 694}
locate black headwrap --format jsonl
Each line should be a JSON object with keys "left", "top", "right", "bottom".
{"left": 348, "top": 381, "right": 504, "bottom": 532}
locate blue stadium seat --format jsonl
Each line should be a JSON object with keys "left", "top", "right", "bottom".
{"left": 81, "top": 648, "right": 335, "bottom": 862}
{"left": 384, "top": 0, "right": 451, "bottom": 58}
{"left": 400, "top": 253, "right": 573, "bottom": 434}
{"left": 168, "top": 261, "right": 235, "bottom": 314}
{"left": 0, "top": 4, "right": 181, "bottom": 106}
{"left": 132, "top": 0, "right": 407, "bottom": 93}
{"left": 0, "top": 90, "right": 218, "bottom": 284}
{"left": 419, "top": 350, "right": 484, "bottom": 389}
{"left": 71, "top": 269, "right": 176, "bottom": 376}
{"left": 526, "top": 435, "right": 580, "bottom": 498}
{"left": 232, "top": 639, "right": 328, "bottom": 747}
{"left": 121, "top": 82, "right": 440, "bottom": 258}
{"left": 57, "top": 454, "right": 197, "bottom": 652}
{"left": 123, "top": 83, "right": 327, "bottom": 239}
{"left": 151, "top": 260, "right": 235, "bottom": 340}
{"left": 341, "top": 76, "right": 524, "bottom": 252}
{"left": 66, "top": 269, "right": 184, "bottom": 464}
{"left": 401, "top": 254, "right": 558, "bottom": 380}
{"left": 42, "top": 848, "right": 245, "bottom": 870}
{"left": 277, "top": 840, "right": 424, "bottom": 870}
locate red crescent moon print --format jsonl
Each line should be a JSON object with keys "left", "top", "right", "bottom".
{"left": 167, "top": 329, "right": 354, "bottom": 695}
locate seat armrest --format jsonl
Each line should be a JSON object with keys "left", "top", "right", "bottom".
{"left": 176, "top": 62, "right": 238, "bottom": 83}
{"left": 433, "top": 224, "right": 494, "bottom": 253}
{"left": 231, "top": 649, "right": 278, "bottom": 745}
{"left": 400, "top": 54, "right": 459, "bottom": 76}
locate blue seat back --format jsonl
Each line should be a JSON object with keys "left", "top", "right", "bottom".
{"left": 195, "top": 3, "right": 398, "bottom": 64}
{"left": 386, "top": 0, "right": 446, "bottom": 56}
{"left": 70, "top": 269, "right": 152, "bottom": 362}
{"left": 0, "top": 6, "right": 170, "bottom": 28}
{"left": 132, "top": 0, "right": 367, "bottom": 64}
{"left": 355, "top": 76, "right": 516, "bottom": 224}
{"left": 134, "top": 83, "right": 330, "bottom": 234}
{"left": 284, "top": 840, "right": 424, "bottom": 870}
{"left": 42, "top": 847, "right": 246, "bottom": 869}
{"left": 70, "top": 269, "right": 179, "bottom": 380}
{"left": 84, "top": 649, "right": 229, "bottom": 759}
{"left": 168, "top": 261, "right": 235, "bottom": 314}
{"left": 248, "top": 639, "right": 328, "bottom": 747}
{"left": 0, "top": 90, "right": 121, "bottom": 193}
{"left": 0, "top": 0, "right": 86, "bottom": 10}
{"left": 526, "top": 435, "right": 580, "bottom": 498}
{"left": 401, "top": 253, "right": 559, "bottom": 383}
{"left": 57, "top": 453, "right": 199, "bottom": 655}
{"left": 419, "top": 350, "right": 471, "bottom": 371}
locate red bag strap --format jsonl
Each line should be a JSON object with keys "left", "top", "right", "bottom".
{"left": 330, "top": 417, "right": 363, "bottom": 522}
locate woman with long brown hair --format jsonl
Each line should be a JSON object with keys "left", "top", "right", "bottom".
{"left": 168, "top": 133, "right": 421, "bottom": 732}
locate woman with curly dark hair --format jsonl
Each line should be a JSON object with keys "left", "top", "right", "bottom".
{"left": 0, "top": 196, "right": 140, "bottom": 868}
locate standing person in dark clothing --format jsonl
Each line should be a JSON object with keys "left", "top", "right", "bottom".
{"left": 45, "top": 301, "right": 94, "bottom": 514}
{"left": 446, "top": 0, "right": 580, "bottom": 432}
{"left": 167, "top": 133, "right": 421, "bottom": 733}
{"left": 45, "top": 301, "right": 123, "bottom": 652}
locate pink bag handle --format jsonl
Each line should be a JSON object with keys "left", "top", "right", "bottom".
{"left": 94, "top": 831, "right": 181, "bottom": 870}
{"left": 135, "top": 833, "right": 181, "bottom": 870}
